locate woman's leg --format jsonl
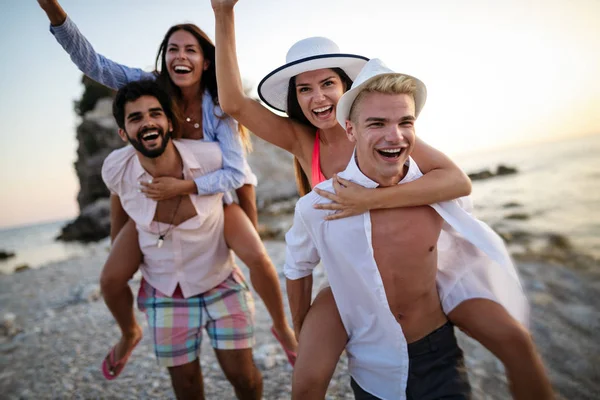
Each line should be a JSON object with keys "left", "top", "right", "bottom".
{"left": 292, "top": 287, "right": 348, "bottom": 399}
{"left": 448, "top": 299, "right": 554, "bottom": 400}
{"left": 99, "top": 219, "right": 143, "bottom": 369}
{"left": 223, "top": 203, "right": 297, "bottom": 357}
{"left": 235, "top": 184, "right": 259, "bottom": 229}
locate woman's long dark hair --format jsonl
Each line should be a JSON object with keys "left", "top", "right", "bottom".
{"left": 286, "top": 68, "right": 353, "bottom": 196}
{"left": 154, "top": 24, "right": 251, "bottom": 150}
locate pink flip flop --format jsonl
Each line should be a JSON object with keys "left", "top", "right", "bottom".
{"left": 101, "top": 336, "right": 142, "bottom": 380}
{"left": 271, "top": 327, "right": 297, "bottom": 367}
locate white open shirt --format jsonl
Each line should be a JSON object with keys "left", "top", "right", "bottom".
{"left": 284, "top": 154, "right": 528, "bottom": 400}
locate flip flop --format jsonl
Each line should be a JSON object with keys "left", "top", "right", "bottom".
{"left": 271, "top": 327, "right": 297, "bottom": 367}
{"left": 101, "top": 336, "right": 142, "bottom": 380}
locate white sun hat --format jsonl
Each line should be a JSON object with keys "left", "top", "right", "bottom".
{"left": 257, "top": 37, "right": 369, "bottom": 112}
{"left": 336, "top": 58, "right": 427, "bottom": 127}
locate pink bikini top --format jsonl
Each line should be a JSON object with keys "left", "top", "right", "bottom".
{"left": 311, "top": 130, "right": 327, "bottom": 187}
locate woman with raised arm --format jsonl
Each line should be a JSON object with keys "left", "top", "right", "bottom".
{"left": 37, "top": 0, "right": 298, "bottom": 379}
{"left": 211, "top": 1, "right": 554, "bottom": 399}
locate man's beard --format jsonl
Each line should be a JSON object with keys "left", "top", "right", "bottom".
{"left": 127, "top": 126, "right": 171, "bottom": 159}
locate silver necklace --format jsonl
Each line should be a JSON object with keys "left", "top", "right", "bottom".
{"left": 156, "top": 196, "right": 183, "bottom": 248}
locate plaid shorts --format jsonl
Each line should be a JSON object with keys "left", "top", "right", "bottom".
{"left": 137, "top": 268, "right": 255, "bottom": 367}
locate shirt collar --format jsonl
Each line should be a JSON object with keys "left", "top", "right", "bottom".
{"left": 131, "top": 139, "right": 202, "bottom": 180}
{"left": 337, "top": 149, "right": 418, "bottom": 188}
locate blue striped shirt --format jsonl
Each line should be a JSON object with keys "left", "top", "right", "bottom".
{"left": 50, "top": 16, "right": 252, "bottom": 195}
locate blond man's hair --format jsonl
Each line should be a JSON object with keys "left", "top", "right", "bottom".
{"left": 349, "top": 74, "right": 417, "bottom": 122}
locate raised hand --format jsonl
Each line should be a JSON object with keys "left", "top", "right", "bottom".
{"left": 210, "top": 0, "right": 239, "bottom": 12}
{"left": 139, "top": 177, "right": 197, "bottom": 201}
{"left": 37, "top": 0, "right": 56, "bottom": 8}
{"left": 37, "top": 0, "right": 67, "bottom": 26}
{"left": 313, "top": 174, "right": 374, "bottom": 220}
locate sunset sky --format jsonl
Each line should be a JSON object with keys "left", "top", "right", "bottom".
{"left": 0, "top": 0, "right": 599, "bottom": 228}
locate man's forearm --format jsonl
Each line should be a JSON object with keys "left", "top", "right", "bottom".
{"left": 39, "top": 0, "right": 67, "bottom": 26}
{"left": 286, "top": 275, "right": 313, "bottom": 338}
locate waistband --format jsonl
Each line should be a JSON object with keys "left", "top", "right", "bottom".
{"left": 407, "top": 321, "right": 457, "bottom": 357}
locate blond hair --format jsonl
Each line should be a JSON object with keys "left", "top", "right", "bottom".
{"left": 349, "top": 74, "right": 417, "bottom": 122}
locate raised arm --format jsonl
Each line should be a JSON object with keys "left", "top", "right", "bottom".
{"left": 211, "top": 0, "right": 309, "bottom": 157}
{"left": 315, "top": 137, "right": 472, "bottom": 219}
{"left": 38, "top": 0, "right": 154, "bottom": 90}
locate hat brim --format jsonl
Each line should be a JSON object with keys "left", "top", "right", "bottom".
{"left": 336, "top": 73, "right": 427, "bottom": 127}
{"left": 258, "top": 54, "right": 369, "bottom": 113}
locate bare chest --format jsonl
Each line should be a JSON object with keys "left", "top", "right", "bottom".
{"left": 153, "top": 195, "right": 198, "bottom": 226}
{"left": 370, "top": 206, "right": 444, "bottom": 269}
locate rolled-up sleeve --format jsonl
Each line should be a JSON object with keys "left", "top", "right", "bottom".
{"left": 284, "top": 204, "right": 320, "bottom": 280}
{"left": 50, "top": 16, "right": 154, "bottom": 90}
{"left": 194, "top": 107, "right": 246, "bottom": 195}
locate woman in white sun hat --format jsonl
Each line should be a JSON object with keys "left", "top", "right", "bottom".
{"left": 212, "top": 1, "right": 554, "bottom": 399}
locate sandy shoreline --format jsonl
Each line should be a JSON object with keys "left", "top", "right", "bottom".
{"left": 1, "top": 240, "right": 599, "bottom": 399}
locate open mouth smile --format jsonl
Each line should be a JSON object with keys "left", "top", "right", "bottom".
{"left": 172, "top": 65, "right": 192, "bottom": 75}
{"left": 312, "top": 105, "right": 334, "bottom": 119}
{"left": 376, "top": 147, "right": 406, "bottom": 159}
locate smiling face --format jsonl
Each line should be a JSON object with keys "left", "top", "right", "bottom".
{"left": 294, "top": 68, "right": 347, "bottom": 130}
{"left": 164, "top": 29, "right": 209, "bottom": 90}
{"left": 118, "top": 95, "right": 173, "bottom": 159}
{"left": 346, "top": 92, "right": 416, "bottom": 186}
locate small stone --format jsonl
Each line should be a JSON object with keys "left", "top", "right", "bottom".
{"left": 82, "top": 284, "right": 101, "bottom": 302}
{"left": 505, "top": 213, "right": 530, "bottom": 221}
{"left": 14, "top": 264, "right": 30, "bottom": 272}
{"left": 1, "top": 312, "right": 18, "bottom": 336}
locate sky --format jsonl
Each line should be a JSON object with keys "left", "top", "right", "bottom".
{"left": 0, "top": 0, "right": 599, "bottom": 228}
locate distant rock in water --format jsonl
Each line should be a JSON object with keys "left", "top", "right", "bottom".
{"left": 0, "top": 250, "right": 15, "bottom": 260}
{"left": 468, "top": 164, "right": 518, "bottom": 181}
{"left": 496, "top": 164, "right": 517, "bottom": 176}
{"left": 503, "top": 202, "right": 522, "bottom": 208}
{"left": 467, "top": 170, "right": 494, "bottom": 181}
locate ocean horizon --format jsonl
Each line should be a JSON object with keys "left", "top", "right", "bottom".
{"left": 1, "top": 133, "right": 598, "bottom": 275}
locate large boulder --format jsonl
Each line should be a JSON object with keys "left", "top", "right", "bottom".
{"left": 56, "top": 198, "right": 111, "bottom": 242}
{"left": 74, "top": 98, "right": 124, "bottom": 210}
{"left": 245, "top": 135, "right": 298, "bottom": 208}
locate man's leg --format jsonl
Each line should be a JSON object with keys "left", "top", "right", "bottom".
{"left": 405, "top": 321, "right": 471, "bottom": 400}
{"left": 139, "top": 281, "right": 206, "bottom": 399}
{"left": 448, "top": 299, "right": 554, "bottom": 399}
{"left": 204, "top": 269, "right": 261, "bottom": 399}
{"left": 167, "top": 360, "right": 205, "bottom": 400}
{"left": 99, "top": 219, "right": 143, "bottom": 374}
{"left": 214, "top": 348, "right": 262, "bottom": 400}
{"left": 292, "top": 287, "right": 347, "bottom": 400}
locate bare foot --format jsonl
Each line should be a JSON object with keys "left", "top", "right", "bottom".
{"left": 105, "top": 324, "right": 143, "bottom": 374}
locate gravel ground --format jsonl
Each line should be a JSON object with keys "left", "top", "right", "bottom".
{"left": 1, "top": 241, "right": 598, "bottom": 399}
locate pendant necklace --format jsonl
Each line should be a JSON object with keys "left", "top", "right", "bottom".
{"left": 156, "top": 195, "right": 183, "bottom": 248}
{"left": 185, "top": 116, "right": 201, "bottom": 129}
